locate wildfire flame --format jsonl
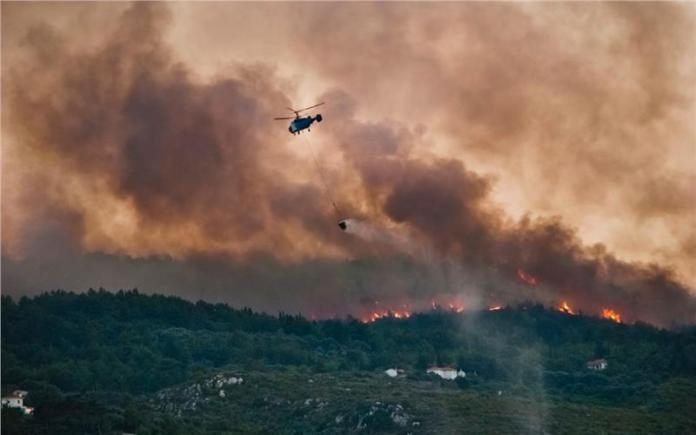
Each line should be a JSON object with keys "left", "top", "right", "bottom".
{"left": 361, "top": 296, "right": 468, "bottom": 322}
{"left": 447, "top": 302, "right": 465, "bottom": 313}
{"left": 361, "top": 309, "right": 412, "bottom": 323}
{"left": 558, "top": 301, "right": 576, "bottom": 315}
{"left": 488, "top": 305, "right": 503, "bottom": 311}
{"left": 601, "top": 308, "right": 622, "bottom": 323}
{"left": 430, "top": 298, "right": 466, "bottom": 313}
{"left": 517, "top": 268, "right": 539, "bottom": 286}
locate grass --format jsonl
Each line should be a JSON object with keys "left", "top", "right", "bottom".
{"left": 149, "top": 365, "right": 695, "bottom": 434}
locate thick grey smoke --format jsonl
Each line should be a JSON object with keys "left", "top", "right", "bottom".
{"left": 3, "top": 3, "right": 695, "bottom": 327}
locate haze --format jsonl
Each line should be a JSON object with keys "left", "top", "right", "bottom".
{"left": 2, "top": 2, "right": 695, "bottom": 326}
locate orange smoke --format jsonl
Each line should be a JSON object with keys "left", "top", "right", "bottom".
{"left": 4, "top": 2, "right": 695, "bottom": 330}
{"left": 517, "top": 269, "right": 539, "bottom": 286}
{"left": 601, "top": 308, "right": 622, "bottom": 323}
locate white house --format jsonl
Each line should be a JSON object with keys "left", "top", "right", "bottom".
{"left": 587, "top": 358, "right": 608, "bottom": 371}
{"left": 1, "top": 390, "right": 34, "bottom": 415}
{"left": 427, "top": 367, "right": 466, "bottom": 380}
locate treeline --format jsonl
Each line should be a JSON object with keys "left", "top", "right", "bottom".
{"left": 2, "top": 289, "right": 696, "bottom": 399}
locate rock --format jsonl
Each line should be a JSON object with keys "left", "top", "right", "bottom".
{"left": 392, "top": 413, "right": 409, "bottom": 427}
{"left": 389, "top": 403, "right": 410, "bottom": 427}
{"left": 357, "top": 415, "right": 366, "bottom": 430}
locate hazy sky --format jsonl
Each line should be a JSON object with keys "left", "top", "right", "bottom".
{"left": 3, "top": 2, "right": 695, "bottom": 325}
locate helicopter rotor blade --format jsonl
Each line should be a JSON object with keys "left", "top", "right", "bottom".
{"left": 294, "top": 102, "right": 325, "bottom": 113}
{"left": 274, "top": 117, "right": 294, "bottom": 120}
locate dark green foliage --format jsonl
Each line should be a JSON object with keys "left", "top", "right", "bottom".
{"left": 2, "top": 290, "right": 695, "bottom": 434}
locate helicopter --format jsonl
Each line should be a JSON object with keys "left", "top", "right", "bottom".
{"left": 276, "top": 102, "right": 346, "bottom": 231}
{"left": 274, "top": 102, "right": 324, "bottom": 135}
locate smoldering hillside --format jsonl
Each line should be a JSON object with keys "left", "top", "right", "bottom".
{"left": 3, "top": 3, "right": 695, "bottom": 327}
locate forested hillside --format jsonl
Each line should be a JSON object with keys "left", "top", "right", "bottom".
{"left": 2, "top": 290, "right": 695, "bottom": 434}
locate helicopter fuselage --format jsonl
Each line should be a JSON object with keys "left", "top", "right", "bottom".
{"left": 288, "top": 114, "right": 323, "bottom": 135}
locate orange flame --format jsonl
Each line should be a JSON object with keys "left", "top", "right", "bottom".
{"left": 601, "top": 308, "right": 622, "bottom": 323}
{"left": 430, "top": 297, "right": 465, "bottom": 313}
{"left": 361, "top": 309, "right": 412, "bottom": 323}
{"left": 488, "top": 305, "right": 503, "bottom": 311}
{"left": 392, "top": 310, "right": 411, "bottom": 319}
{"left": 447, "top": 302, "right": 465, "bottom": 313}
{"left": 558, "top": 301, "right": 576, "bottom": 315}
{"left": 517, "top": 268, "right": 539, "bottom": 286}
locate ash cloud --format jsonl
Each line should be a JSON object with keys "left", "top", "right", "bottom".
{"left": 325, "top": 87, "right": 695, "bottom": 325}
{"left": 3, "top": 3, "right": 695, "bottom": 327}
{"left": 4, "top": 3, "right": 346, "bottom": 261}
{"left": 292, "top": 2, "right": 696, "bottom": 285}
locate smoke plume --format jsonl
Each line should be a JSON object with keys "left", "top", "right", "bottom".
{"left": 3, "top": 3, "right": 695, "bottom": 327}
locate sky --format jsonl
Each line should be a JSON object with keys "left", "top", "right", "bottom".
{"left": 2, "top": 2, "right": 695, "bottom": 326}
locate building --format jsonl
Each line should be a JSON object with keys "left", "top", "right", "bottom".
{"left": 384, "top": 368, "right": 406, "bottom": 378}
{"left": 587, "top": 358, "right": 608, "bottom": 371}
{"left": 427, "top": 367, "right": 466, "bottom": 380}
{"left": 1, "top": 390, "right": 34, "bottom": 415}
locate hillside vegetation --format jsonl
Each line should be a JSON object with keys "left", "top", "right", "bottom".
{"left": 2, "top": 289, "right": 696, "bottom": 434}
